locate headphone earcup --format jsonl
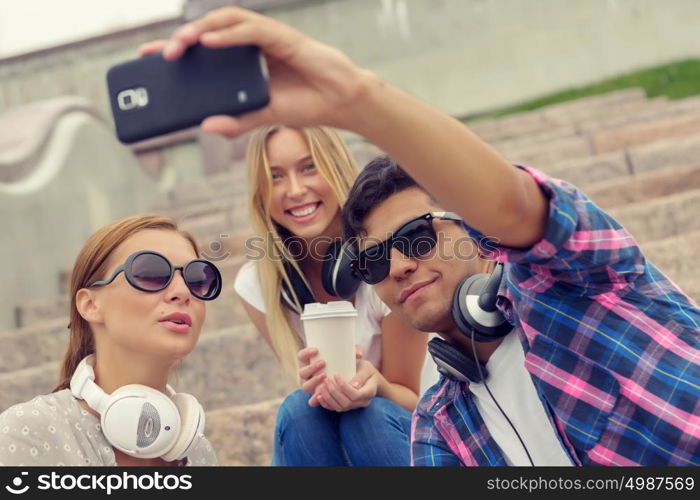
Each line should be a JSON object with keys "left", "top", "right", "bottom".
{"left": 101, "top": 384, "right": 181, "bottom": 459}
{"left": 281, "top": 261, "right": 316, "bottom": 314}
{"left": 161, "top": 392, "right": 205, "bottom": 463}
{"left": 321, "top": 240, "right": 361, "bottom": 299}
{"left": 451, "top": 274, "right": 484, "bottom": 338}
{"left": 452, "top": 270, "right": 511, "bottom": 342}
{"left": 427, "top": 338, "right": 487, "bottom": 383}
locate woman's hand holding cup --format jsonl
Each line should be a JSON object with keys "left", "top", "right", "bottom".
{"left": 315, "top": 360, "right": 378, "bottom": 412}
{"left": 298, "top": 346, "right": 327, "bottom": 396}
{"left": 304, "top": 344, "right": 364, "bottom": 408}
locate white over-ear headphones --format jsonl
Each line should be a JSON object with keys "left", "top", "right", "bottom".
{"left": 70, "top": 354, "right": 205, "bottom": 461}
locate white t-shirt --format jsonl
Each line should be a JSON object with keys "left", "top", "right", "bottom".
{"left": 0, "top": 390, "right": 218, "bottom": 466}
{"left": 234, "top": 260, "right": 439, "bottom": 393}
{"left": 468, "top": 332, "right": 573, "bottom": 466}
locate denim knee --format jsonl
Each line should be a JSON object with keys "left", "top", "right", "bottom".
{"left": 340, "top": 397, "right": 411, "bottom": 433}
{"left": 275, "top": 390, "right": 313, "bottom": 433}
{"left": 338, "top": 397, "right": 412, "bottom": 466}
{"left": 272, "top": 389, "right": 347, "bottom": 466}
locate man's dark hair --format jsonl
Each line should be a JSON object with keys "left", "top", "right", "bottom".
{"left": 342, "top": 155, "right": 421, "bottom": 239}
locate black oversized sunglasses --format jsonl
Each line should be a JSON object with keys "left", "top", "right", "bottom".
{"left": 351, "top": 212, "right": 462, "bottom": 285}
{"left": 88, "top": 250, "right": 222, "bottom": 300}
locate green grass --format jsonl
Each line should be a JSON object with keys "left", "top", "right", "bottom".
{"left": 461, "top": 58, "right": 700, "bottom": 123}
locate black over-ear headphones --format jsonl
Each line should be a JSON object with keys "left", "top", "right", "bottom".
{"left": 430, "top": 261, "right": 535, "bottom": 465}
{"left": 428, "top": 262, "right": 511, "bottom": 383}
{"left": 280, "top": 240, "right": 361, "bottom": 314}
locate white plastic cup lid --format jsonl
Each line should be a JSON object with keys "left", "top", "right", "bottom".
{"left": 300, "top": 301, "right": 358, "bottom": 320}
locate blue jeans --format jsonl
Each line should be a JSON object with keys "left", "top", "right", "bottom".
{"left": 271, "top": 389, "right": 412, "bottom": 466}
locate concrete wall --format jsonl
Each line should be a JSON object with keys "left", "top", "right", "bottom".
{"left": 267, "top": 0, "right": 700, "bottom": 117}
{"left": 4, "top": 1, "right": 700, "bottom": 120}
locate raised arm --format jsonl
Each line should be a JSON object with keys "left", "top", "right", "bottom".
{"left": 144, "top": 7, "right": 548, "bottom": 247}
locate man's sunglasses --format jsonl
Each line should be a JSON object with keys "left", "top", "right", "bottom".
{"left": 351, "top": 212, "right": 461, "bottom": 285}
{"left": 88, "top": 250, "right": 222, "bottom": 301}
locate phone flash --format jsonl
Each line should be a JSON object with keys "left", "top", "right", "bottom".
{"left": 237, "top": 90, "right": 248, "bottom": 103}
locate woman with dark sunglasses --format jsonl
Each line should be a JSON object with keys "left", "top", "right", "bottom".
{"left": 0, "top": 215, "right": 220, "bottom": 466}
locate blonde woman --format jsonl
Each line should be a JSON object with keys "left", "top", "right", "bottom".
{"left": 233, "top": 125, "right": 429, "bottom": 465}
{"left": 0, "top": 215, "right": 220, "bottom": 466}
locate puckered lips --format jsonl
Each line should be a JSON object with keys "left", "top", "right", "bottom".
{"left": 399, "top": 277, "right": 438, "bottom": 304}
{"left": 158, "top": 312, "right": 192, "bottom": 333}
{"left": 285, "top": 201, "right": 321, "bottom": 223}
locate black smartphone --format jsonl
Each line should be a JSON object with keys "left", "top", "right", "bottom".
{"left": 106, "top": 44, "right": 269, "bottom": 144}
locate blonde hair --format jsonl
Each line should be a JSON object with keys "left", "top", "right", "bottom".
{"left": 54, "top": 215, "right": 198, "bottom": 392}
{"left": 246, "top": 125, "right": 358, "bottom": 383}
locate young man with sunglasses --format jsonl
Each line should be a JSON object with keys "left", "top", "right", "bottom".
{"left": 341, "top": 156, "right": 700, "bottom": 466}
{"left": 152, "top": 7, "right": 700, "bottom": 466}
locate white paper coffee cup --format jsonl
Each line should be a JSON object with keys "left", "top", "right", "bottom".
{"left": 300, "top": 301, "right": 358, "bottom": 380}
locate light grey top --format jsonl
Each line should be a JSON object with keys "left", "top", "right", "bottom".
{"left": 0, "top": 389, "right": 218, "bottom": 466}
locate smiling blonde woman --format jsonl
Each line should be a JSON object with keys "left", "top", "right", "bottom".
{"left": 233, "top": 125, "right": 430, "bottom": 465}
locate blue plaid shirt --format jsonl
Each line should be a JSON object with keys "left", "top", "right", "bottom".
{"left": 411, "top": 167, "right": 700, "bottom": 466}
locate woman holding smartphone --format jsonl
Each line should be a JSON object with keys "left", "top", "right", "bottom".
{"left": 0, "top": 215, "right": 221, "bottom": 466}
{"left": 231, "top": 125, "right": 429, "bottom": 466}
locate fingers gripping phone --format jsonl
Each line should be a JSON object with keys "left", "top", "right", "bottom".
{"left": 106, "top": 44, "right": 269, "bottom": 144}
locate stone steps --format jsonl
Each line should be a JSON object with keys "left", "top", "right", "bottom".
{"left": 529, "top": 130, "right": 700, "bottom": 191}
{"left": 205, "top": 397, "right": 282, "bottom": 466}
{"left": 608, "top": 187, "right": 700, "bottom": 244}
{"left": 500, "top": 112, "right": 700, "bottom": 171}
{"left": 490, "top": 96, "right": 670, "bottom": 154}
{"left": 470, "top": 88, "right": 649, "bottom": 141}
{"left": 585, "top": 163, "right": 700, "bottom": 210}
{"left": 628, "top": 131, "right": 700, "bottom": 174}
{"left": 486, "top": 94, "right": 700, "bottom": 152}
{"left": 0, "top": 323, "right": 289, "bottom": 413}
{"left": 577, "top": 95, "right": 700, "bottom": 133}
{"left": 640, "top": 230, "right": 700, "bottom": 304}
{"left": 591, "top": 110, "right": 700, "bottom": 154}
{"left": 0, "top": 318, "right": 68, "bottom": 374}
{"left": 480, "top": 92, "right": 700, "bottom": 170}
